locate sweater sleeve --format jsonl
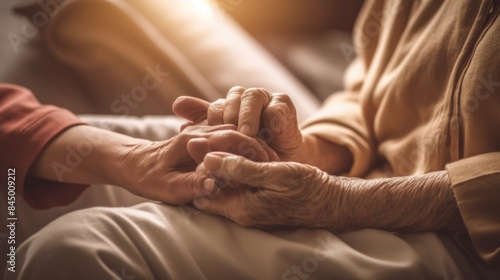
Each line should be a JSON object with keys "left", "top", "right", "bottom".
{"left": 300, "top": 58, "right": 375, "bottom": 177}
{"left": 0, "top": 84, "right": 89, "bottom": 209}
{"left": 299, "top": 1, "right": 381, "bottom": 177}
{"left": 446, "top": 152, "right": 500, "bottom": 268}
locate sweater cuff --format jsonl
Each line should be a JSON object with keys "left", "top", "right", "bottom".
{"left": 446, "top": 152, "right": 500, "bottom": 268}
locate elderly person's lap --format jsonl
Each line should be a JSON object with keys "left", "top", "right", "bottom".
{"left": 10, "top": 202, "right": 465, "bottom": 280}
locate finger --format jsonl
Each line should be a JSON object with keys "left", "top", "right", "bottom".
{"left": 171, "top": 124, "right": 237, "bottom": 166}
{"left": 203, "top": 152, "right": 286, "bottom": 191}
{"left": 193, "top": 185, "right": 241, "bottom": 215}
{"left": 187, "top": 138, "right": 211, "bottom": 164}
{"left": 206, "top": 130, "right": 270, "bottom": 162}
{"left": 182, "top": 123, "right": 237, "bottom": 134}
{"left": 262, "top": 93, "right": 302, "bottom": 160}
{"left": 195, "top": 159, "right": 237, "bottom": 192}
{"left": 256, "top": 137, "right": 280, "bottom": 162}
{"left": 193, "top": 183, "right": 254, "bottom": 222}
{"left": 238, "top": 88, "right": 271, "bottom": 137}
{"left": 222, "top": 86, "right": 245, "bottom": 125}
{"left": 152, "top": 171, "right": 203, "bottom": 205}
{"left": 207, "top": 98, "right": 225, "bottom": 126}
{"left": 193, "top": 163, "right": 219, "bottom": 198}
{"left": 264, "top": 93, "right": 297, "bottom": 135}
{"left": 172, "top": 96, "right": 210, "bottom": 122}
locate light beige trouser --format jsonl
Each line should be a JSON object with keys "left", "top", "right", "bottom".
{"left": 9, "top": 202, "right": 467, "bottom": 280}
{"left": 2, "top": 113, "right": 485, "bottom": 280}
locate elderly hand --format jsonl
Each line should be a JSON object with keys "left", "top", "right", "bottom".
{"left": 192, "top": 152, "right": 464, "bottom": 232}
{"left": 30, "top": 123, "right": 277, "bottom": 206}
{"left": 117, "top": 124, "right": 278, "bottom": 205}
{"left": 173, "top": 87, "right": 302, "bottom": 161}
{"left": 191, "top": 152, "right": 345, "bottom": 229}
{"left": 173, "top": 87, "right": 353, "bottom": 175}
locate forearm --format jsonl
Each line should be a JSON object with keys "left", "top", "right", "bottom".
{"left": 29, "top": 125, "right": 149, "bottom": 186}
{"left": 325, "top": 171, "right": 465, "bottom": 232}
{"left": 296, "top": 134, "right": 353, "bottom": 175}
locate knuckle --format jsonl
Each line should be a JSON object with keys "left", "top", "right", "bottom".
{"left": 219, "top": 129, "right": 240, "bottom": 139}
{"left": 208, "top": 101, "right": 225, "bottom": 125}
{"left": 224, "top": 156, "right": 252, "bottom": 178}
{"left": 175, "top": 132, "right": 193, "bottom": 143}
{"left": 270, "top": 95, "right": 293, "bottom": 113}
{"left": 270, "top": 93, "right": 296, "bottom": 116}
{"left": 210, "top": 123, "right": 238, "bottom": 132}
{"left": 209, "top": 99, "right": 225, "bottom": 110}
{"left": 226, "top": 93, "right": 243, "bottom": 103}
{"left": 272, "top": 92, "right": 293, "bottom": 104}
{"left": 241, "top": 88, "right": 271, "bottom": 105}
{"left": 292, "top": 163, "right": 319, "bottom": 183}
{"left": 270, "top": 162, "right": 305, "bottom": 182}
{"left": 228, "top": 86, "right": 246, "bottom": 95}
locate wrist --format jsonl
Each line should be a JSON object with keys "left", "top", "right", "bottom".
{"left": 64, "top": 125, "right": 153, "bottom": 187}
{"left": 318, "top": 175, "right": 359, "bottom": 230}
{"left": 100, "top": 136, "right": 153, "bottom": 189}
{"left": 30, "top": 125, "right": 149, "bottom": 185}
{"left": 297, "top": 134, "right": 353, "bottom": 174}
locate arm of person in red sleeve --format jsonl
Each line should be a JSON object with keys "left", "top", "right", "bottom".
{"left": 0, "top": 84, "right": 89, "bottom": 209}
{"left": 0, "top": 84, "right": 277, "bottom": 209}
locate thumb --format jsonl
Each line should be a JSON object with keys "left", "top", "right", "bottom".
{"left": 203, "top": 152, "right": 286, "bottom": 191}
{"left": 187, "top": 138, "right": 211, "bottom": 164}
{"left": 172, "top": 96, "right": 209, "bottom": 122}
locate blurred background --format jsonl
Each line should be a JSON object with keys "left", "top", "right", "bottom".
{"left": 0, "top": 0, "right": 364, "bottom": 116}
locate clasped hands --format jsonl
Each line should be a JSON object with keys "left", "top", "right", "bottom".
{"left": 30, "top": 84, "right": 459, "bottom": 232}
{"left": 173, "top": 86, "right": 350, "bottom": 229}
{"left": 123, "top": 87, "right": 346, "bottom": 229}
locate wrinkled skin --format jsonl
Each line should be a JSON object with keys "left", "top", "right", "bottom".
{"left": 119, "top": 123, "right": 278, "bottom": 205}
{"left": 192, "top": 152, "right": 343, "bottom": 229}
{"left": 173, "top": 86, "right": 302, "bottom": 161}
{"left": 173, "top": 87, "right": 341, "bottom": 228}
{"left": 172, "top": 88, "right": 462, "bottom": 233}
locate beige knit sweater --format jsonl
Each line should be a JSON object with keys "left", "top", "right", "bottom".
{"left": 302, "top": 0, "right": 500, "bottom": 268}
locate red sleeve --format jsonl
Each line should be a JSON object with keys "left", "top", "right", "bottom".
{"left": 0, "top": 84, "right": 89, "bottom": 209}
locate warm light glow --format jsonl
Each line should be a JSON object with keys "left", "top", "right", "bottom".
{"left": 182, "top": 0, "right": 219, "bottom": 20}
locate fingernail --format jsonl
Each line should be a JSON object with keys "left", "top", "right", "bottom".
{"left": 204, "top": 154, "right": 223, "bottom": 171}
{"left": 204, "top": 178, "right": 215, "bottom": 192}
{"left": 239, "top": 123, "right": 252, "bottom": 136}
{"left": 194, "top": 197, "right": 209, "bottom": 209}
